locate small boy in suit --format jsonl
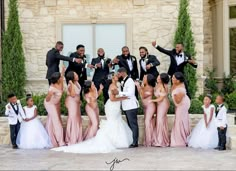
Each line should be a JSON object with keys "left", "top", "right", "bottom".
{"left": 5, "top": 93, "right": 26, "bottom": 149}
{"left": 215, "top": 95, "right": 228, "bottom": 151}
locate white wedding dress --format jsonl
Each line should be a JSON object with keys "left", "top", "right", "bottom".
{"left": 16, "top": 106, "right": 52, "bottom": 149}
{"left": 188, "top": 104, "right": 218, "bottom": 149}
{"left": 52, "top": 93, "right": 133, "bottom": 154}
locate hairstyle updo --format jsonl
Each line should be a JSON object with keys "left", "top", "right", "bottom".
{"left": 66, "top": 71, "right": 75, "bottom": 82}
{"left": 84, "top": 80, "right": 92, "bottom": 95}
{"left": 50, "top": 72, "right": 61, "bottom": 84}
{"left": 146, "top": 74, "right": 156, "bottom": 87}
{"left": 26, "top": 94, "right": 32, "bottom": 101}
{"left": 173, "top": 72, "right": 185, "bottom": 83}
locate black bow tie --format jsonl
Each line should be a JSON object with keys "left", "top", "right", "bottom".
{"left": 141, "top": 58, "right": 146, "bottom": 61}
{"left": 177, "top": 54, "right": 182, "bottom": 58}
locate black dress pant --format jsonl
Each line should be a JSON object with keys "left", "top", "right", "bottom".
{"left": 217, "top": 126, "right": 227, "bottom": 149}
{"left": 10, "top": 121, "right": 21, "bottom": 146}
{"left": 124, "top": 108, "right": 139, "bottom": 145}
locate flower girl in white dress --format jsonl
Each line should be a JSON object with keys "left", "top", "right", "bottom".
{"left": 16, "top": 95, "right": 52, "bottom": 149}
{"left": 188, "top": 94, "right": 218, "bottom": 149}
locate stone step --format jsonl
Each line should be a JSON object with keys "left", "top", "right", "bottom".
{"left": 228, "top": 125, "right": 236, "bottom": 135}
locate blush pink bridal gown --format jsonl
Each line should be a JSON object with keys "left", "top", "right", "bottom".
{"left": 170, "top": 87, "right": 190, "bottom": 147}
{"left": 44, "top": 86, "right": 65, "bottom": 147}
{"left": 153, "top": 88, "right": 170, "bottom": 147}
{"left": 65, "top": 82, "right": 83, "bottom": 145}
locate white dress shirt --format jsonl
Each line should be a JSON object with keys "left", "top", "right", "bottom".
{"left": 141, "top": 57, "right": 147, "bottom": 72}
{"left": 175, "top": 52, "right": 185, "bottom": 66}
{"left": 127, "top": 58, "right": 133, "bottom": 71}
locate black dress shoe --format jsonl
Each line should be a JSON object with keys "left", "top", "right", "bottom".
{"left": 214, "top": 147, "right": 220, "bottom": 150}
{"left": 219, "top": 147, "right": 226, "bottom": 151}
{"left": 129, "top": 144, "right": 138, "bottom": 148}
{"left": 12, "top": 145, "right": 18, "bottom": 149}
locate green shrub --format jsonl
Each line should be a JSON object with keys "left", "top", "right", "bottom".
{"left": 167, "top": 97, "right": 175, "bottom": 114}
{"left": 221, "top": 73, "right": 236, "bottom": 95}
{"left": 174, "top": 0, "right": 197, "bottom": 99}
{"left": 2, "top": 0, "right": 26, "bottom": 100}
{"left": 226, "top": 91, "right": 236, "bottom": 110}
{"left": 204, "top": 68, "right": 219, "bottom": 94}
{"left": 189, "top": 99, "right": 203, "bottom": 114}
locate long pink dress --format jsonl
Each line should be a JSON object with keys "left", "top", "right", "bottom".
{"left": 142, "top": 90, "right": 156, "bottom": 147}
{"left": 153, "top": 87, "right": 170, "bottom": 147}
{"left": 65, "top": 82, "right": 83, "bottom": 145}
{"left": 170, "top": 87, "right": 190, "bottom": 147}
{"left": 83, "top": 91, "right": 99, "bottom": 140}
{"left": 44, "top": 86, "right": 65, "bottom": 147}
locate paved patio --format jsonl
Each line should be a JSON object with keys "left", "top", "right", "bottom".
{"left": 0, "top": 145, "right": 236, "bottom": 170}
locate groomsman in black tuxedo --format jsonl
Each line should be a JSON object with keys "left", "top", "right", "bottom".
{"left": 112, "top": 46, "right": 139, "bottom": 81}
{"left": 112, "top": 46, "right": 139, "bottom": 99}
{"left": 45, "top": 41, "right": 82, "bottom": 85}
{"left": 152, "top": 41, "right": 197, "bottom": 98}
{"left": 91, "top": 48, "right": 112, "bottom": 104}
{"left": 65, "top": 44, "right": 94, "bottom": 98}
{"left": 139, "top": 46, "right": 160, "bottom": 80}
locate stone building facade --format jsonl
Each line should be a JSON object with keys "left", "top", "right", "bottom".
{"left": 2, "top": 0, "right": 236, "bottom": 95}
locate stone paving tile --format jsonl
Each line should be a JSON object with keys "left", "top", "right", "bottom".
{"left": 0, "top": 145, "right": 236, "bottom": 170}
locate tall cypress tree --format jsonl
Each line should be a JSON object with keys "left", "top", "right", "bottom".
{"left": 2, "top": 0, "right": 26, "bottom": 99}
{"left": 174, "top": 0, "right": 197, "bottom": 98}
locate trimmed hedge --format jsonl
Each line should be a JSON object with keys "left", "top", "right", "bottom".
{"left": 0, "top": 93, "right": 204, "bottom": 116}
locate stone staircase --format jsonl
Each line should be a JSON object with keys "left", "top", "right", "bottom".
{"left": 0, "top": 113, "right": 235, "bottom": 148}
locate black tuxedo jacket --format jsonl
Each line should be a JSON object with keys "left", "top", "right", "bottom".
{"left": 65, "top": 52, "right": 87, "bottom": 86}
{"left": 91, "top": 57, "right": 110, "bottom": 83}
{"left": 46, "top": 48, "right": 73, "bottom": 79}
{"left": 139, "top": 55, "right": 160, "bottom": 80}
{"left": 115, "top": 55, "right": 139, "bottom": 80}
{"left": 156, "top": 46, "right": 197, "bottom": 76}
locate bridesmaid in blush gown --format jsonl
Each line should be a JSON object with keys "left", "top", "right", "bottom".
{"left": 65, "top": 71, "right": 83, "bottom": 145}
{"left": 135, "top": 74, "right": 156, "bottom": 147}
{"left": 170, "top": 72, "right": 190, "bottom": 147}
{"left": 44, "top": 68, "right": 66, "bottom": 147}
{"left": 151, "top": 73, "right": 170, "bottom": 147}
{"left": 83, "top": 80, "right": 103, "bottom": 140}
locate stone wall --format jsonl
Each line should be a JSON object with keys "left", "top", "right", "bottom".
{"left": 3, "top": 0, "right": 209, "bottom": 95}
{"left": 0, "top": 114, "right": 235, "bottom": 145}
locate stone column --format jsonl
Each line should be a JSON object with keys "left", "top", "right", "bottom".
{"left": 212, "top": 0, "right": 229, "bottom": 78}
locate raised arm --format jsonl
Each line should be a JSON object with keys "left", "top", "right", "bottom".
{"left": 68, "top": 81, "right": 76, "bottom": 97}
{"left": 149, "top": 55, "right": 160, "bottom": 67}
{"left": 152, "top": 41, "right": 172, "bottom": 56}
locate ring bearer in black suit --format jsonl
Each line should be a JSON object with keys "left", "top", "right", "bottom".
{"left": 215, "top": 95, "right": 228, "bottom": 151}
{"left": 45, "top": 41, "right": 82, "bottom": 85}
{"left": 139, "top": 46, "right": 160, "bottom": 80}
{"left": 152, "top": 41, "right": 198, "bottom": 99}
{"left": 112, "top": 46, "right": 139, "bottom": 99}
{"left": 91, "top": 48, "right": 112, "bottom": 104}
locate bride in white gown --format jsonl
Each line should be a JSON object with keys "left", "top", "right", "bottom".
{"left": 52, "top": 74, "right": 133, "bottom": 153}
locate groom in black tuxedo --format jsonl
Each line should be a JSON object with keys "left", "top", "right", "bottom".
{"left": 152, "top": 41, "right": 197, "bottom": 98}
{"left": 139, "top": 46, "right": 160, "bottom": 80}
{"left": 91, "top": 48, "right": 112, "bottom": 104}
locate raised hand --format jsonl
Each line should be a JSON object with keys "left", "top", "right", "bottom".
{"left": 99, "top": 84, "right": 104, "bottom": 90}
{"left": 152, "top": 41, "right": 157, "bottom": 47}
